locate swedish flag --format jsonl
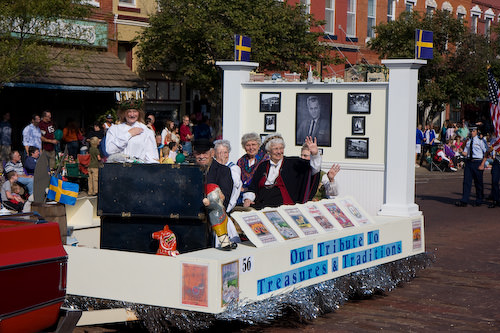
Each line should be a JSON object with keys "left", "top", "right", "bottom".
{"left": 234, "top": 35, "right": 251, "bottom": 62}
{"left": 47, "top": 176, "right": 79, "bottom": 206}
{"left": 415, "top": 29, "right": 433, "bottom": 60}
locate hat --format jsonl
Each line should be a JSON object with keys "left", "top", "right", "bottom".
{"left": 106, "top": 114, "right": 113, "bottom": 119}
{"left": 193, "top": 138, "right": 214, "bottom": 153}
{"left": 469, "top": 126, "right": 478, "bottom": 131}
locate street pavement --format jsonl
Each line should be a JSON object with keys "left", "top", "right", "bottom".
{"left": 74, "top": 166, "right": 500, "bottom": 332}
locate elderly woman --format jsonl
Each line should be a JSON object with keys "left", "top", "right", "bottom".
{"left": 237, "top": 132, "right": 269, "bottom": 195}
{"left": 105, "top": 99, "right": 159, "bottom": 163}
{"left": 214, "top": 140, "right": 242, "bottom": 212}
{"left": 243, "top": 134, "right": 321, "bottom": 209}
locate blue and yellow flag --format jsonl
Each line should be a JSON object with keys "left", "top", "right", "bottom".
{"left": 234, "top": 35, "right": 251, "bottom": 62}
{"left": 415, "top": 29, "right": 433, "bottom": 60}
{"left": 47, "top": 176, "right": 79, "bottom": 206}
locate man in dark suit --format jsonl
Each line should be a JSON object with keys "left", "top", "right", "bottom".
{"left": 193, "top": 139, "right": 233, "bottom": 209}
{"left": 296, "top": 96, "right": 330, "bottom": 146}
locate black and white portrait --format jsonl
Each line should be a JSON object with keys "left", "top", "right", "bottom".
{"left": 351, "top": 116, "right": 365, "bottom": 135}
{"left": 260, "top": 92, "right": 281, "bottom": 112}
{"left": 264, "top": 114, "right": 276, "bottom": 132}
{"left": 347, "top": 93, "right": 371, "bottom": 114}
{"left": 295, "top": 93, "right": 332, "bottom": 147}
{"left": 345, "top": 138, "right": 369, "bottom": 159}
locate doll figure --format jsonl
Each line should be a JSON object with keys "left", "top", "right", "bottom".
{"left": 152, "top": 224, "right": 180, "bottom": 256}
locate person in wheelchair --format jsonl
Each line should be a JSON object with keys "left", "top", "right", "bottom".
{"left": 434, "top": 144, "right": 457, "bottom": 172}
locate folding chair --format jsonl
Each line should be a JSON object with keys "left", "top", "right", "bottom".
{"left": 428, "top": 146, "right": 446, "bottom": 172}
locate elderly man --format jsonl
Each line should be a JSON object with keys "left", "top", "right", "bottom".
{"left": 243, "top": 134, "right": 321, "bottom": 209}
{"left": 193, "top": 138, "right": 233, "bottom": 209}
{"left": 4, "top": 150, "right": 34, "bottom": 195}
{"left": 213, "top": 139, "right": 242, "bottom": 212}
{"left": 296, "top": 96, "right": 330, "bottom": 146}
{"left": 22, "top": 114, "right": 42, "bottom": 156}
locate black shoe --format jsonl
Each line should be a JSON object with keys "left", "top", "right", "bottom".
{"left": 454, "top": 201, "right": 467, "bottom": 207}
{"left": 488, "top": 201, "right": 499, "bottom": 208}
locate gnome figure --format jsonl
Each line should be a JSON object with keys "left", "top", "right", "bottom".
{"left": 203, "top": 184, "right": 237, "bottom": 251}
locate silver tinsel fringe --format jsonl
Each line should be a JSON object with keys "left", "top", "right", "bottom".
{"left": 64, "top": 252, "right": 433, "bottom": 332}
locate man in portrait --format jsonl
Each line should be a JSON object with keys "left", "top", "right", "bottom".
{"left": 296, "top": 95, "right": 331, "bottom": 146}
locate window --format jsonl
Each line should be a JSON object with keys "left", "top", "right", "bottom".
{"left": 325, "top": 0, "right": 335, "bottom": 35}
{"left": 347, "top": 0, "right": 356, "bottom": 37}
{"left": 387, "top": 0, "right": 395, "bottom": 22}
{"left": 471, "top": 14, "right": 478, "bottom": 33}
{"left": 119, "top": 0, "right": 135, "bottom": 6}
{"left": 405, "top": 0, "right": 415, "bottom": 12}
{"left": 367, "top": 0, "right": 376, "bottom": 38}
{"left": 300, "top": 0, "right": 310, "bottom": 15}
{"left": 426, "top": 6, "right": 434, "bottom": 16}
{"left": 456, "top": 5, "right": 466, "bottom": 21}
{"left": 485, "top": 17, "right": 492, "bottom": 36}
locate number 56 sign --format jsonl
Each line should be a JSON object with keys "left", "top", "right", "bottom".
{"left": 240, "top": 256, "right": 254, "bottom": 274}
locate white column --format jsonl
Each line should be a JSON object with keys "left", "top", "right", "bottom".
{"left": 216, "top": 61, "right": 259, "bottom": 163}
{"left": 378, "top": 59, "right": 426, "bottom": 218}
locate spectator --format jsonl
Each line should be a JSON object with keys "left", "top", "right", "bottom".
{"left": 39, "top": 110, "right": 58, "bottom": 169}
{"left": 22, "top": 114, "right": 41, "bottom": 156}
{"left": 0, "top": 112, "right": 12, "bottom": 173}
{"left": 170, "top": 124, "right": 180, "bottom": 145}
{"left": 86, "top": 122, "right": 105, "bottom": 145}
{"left": 236, "top": 132, "right": 269, "bottom": 201}
{"left": 161, "top": 120, "right": 174, "bottom": 146}
{"left": 416, "top": 124, "right": 424, "bottom": 168}
{"left": 243, "top": 135, "right": 321, "bottom": 209}
{"left": 419, "top": 124, "right": 436, "bottom": 166}
{"left": 103, "top": 114, "right": 114, "bottom": 131}
{"left": 168, "top": 141, "right": 179, "bottom": 160}
{"left": 87, "top": 137, "right": 101, "bottom": 196}
{"left": 145, "top": 112, "right": 157, "bottom": 132}
{"left": 180, "top": 115, "right": 193, "bottom": 155}
{"left": 446, "top": 122, "right": 456, "bottom": 141}
{"left": 193, "top": 116, "right": 212, "bottom": 140}
{"left": 213, "top": 139, "right": 242, "bottom": 212}
{"left": 5, "top": 150, "right": 33, "bottom": 195}
{"left": 301, "top": 144, "right": 340, "bottom": 199}
{"left": 24, "top": 146, "right": 40, "bottom": 176}
{"left": 62, "top": 119, "right": 82, "bottom": 158}
{"left": 456, "top": 119, "right": 469, "bottom": 139}
{"left": 434, "top": 144, "right": 457, "bottom": 172}
{"left": 1, "top": 171, "right": 25, "bottom": 212}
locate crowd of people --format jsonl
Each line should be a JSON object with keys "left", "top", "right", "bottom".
{"left": 0, "top": 99, "right": 343, "bottom": 215}
{"left": 416, "top": 118, "right": 500, "bottom": 208}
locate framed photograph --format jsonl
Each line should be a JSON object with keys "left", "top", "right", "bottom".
{"left": 345, "top": 137, "right": 369, "bottom": 159}
{"left": 295, "top": 93, "right": 332, "bottom": 147}
{"left": 351, "top": 116, "right": 365, "bottom": 135}
{"left": 264, "top": 114, "right": 277, "bottom": 132}
{"left": 318, "top": 148, "right": 323, "bottom": 155}
{"left": 347, "top": 93, "right": 371, "bottom": 114}
{"left": 260, "top": 92, "right": 281, "bottom": 112}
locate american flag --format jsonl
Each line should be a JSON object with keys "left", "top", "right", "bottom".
{"left": 487, "top": 67, "right": 500, "bottom": 152}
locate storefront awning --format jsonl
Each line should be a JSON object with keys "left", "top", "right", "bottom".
{"left": 5, "top": 49, "right": 146, "bottom": 92}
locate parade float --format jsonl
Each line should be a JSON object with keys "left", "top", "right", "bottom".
{"left": 56, "top": 60, "right": 432, "bottom": 331}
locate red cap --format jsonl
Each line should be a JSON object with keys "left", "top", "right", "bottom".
{"left": 205, "top": 183, "right": 219, "bottom": 195}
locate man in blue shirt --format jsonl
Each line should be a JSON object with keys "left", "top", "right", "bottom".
{"left": 455, "top": 127, "right": 487, "bottom": 207}
{"left": 22, "top": 114, "right": 42, "bottom": 156}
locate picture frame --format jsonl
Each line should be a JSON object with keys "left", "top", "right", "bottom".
{"left": 347, "top": 93, "right": 371, "bottom": 114}
{"left": 264, "top": 114, "right": 277, "bottom": 132}
{"left": 345, "top": 137, "right": 369, "bottom": 159}
{"left": 351, "top": 116, "right": 365, "bottom": 135}
{"left": 260, "top": 92, "right": 281, "bottom": 112}
{"left": 295, "top": 93, "right": 332, "bottom": 147}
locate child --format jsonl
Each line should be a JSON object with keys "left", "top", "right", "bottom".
{"left": 159, "top": 146, "right": 174, "bottom": 164}
{"left": 88, "top": 137, "right": 101, "bottom": 196}
{"left": 1, "top": 171, "right": 25, "bottom": 212}
{"left": 168, "top": 142, "right": 179, "bottom": 161}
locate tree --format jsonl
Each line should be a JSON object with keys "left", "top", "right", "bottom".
{"left": 137, "top": 0, "right": 341, "bottom": 94}
{"left": 0, "top": 0, "right": 92, "bottom": 85}
{"left": 368, "top": 10, "right": 500, "bottom": 125}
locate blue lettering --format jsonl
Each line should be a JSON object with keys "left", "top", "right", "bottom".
{"left": 367, "top": 230, "right": 380, "bottom": 245}
{"left": 290, "top": 249, "right": 298, "bottom": 265}
{"left": 290, "top": 245, "right": 314, "bottom": 265}
{"left": 257, "top": 279, "right": 265, "bottom": 295}
{"left": 317, "top": 242, "right": 325, "bottom": 257}
{"left": 332, "top": 257, "right": 338, "bottom": 272}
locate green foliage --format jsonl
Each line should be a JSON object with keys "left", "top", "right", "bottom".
{"left": 368, "top": 10, "right": 500, "bottom": 124}
{"left": 0, "top": 0, "right": 93, "bottom": 85}
{"left": 137, "top": 0, "right": 340, "bottom": 93}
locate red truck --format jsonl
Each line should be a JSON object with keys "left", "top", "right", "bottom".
{"left": 0, "top": 218, "right": 68, "bottom": 333}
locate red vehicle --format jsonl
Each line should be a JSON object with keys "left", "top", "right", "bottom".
{"left": 0, "top": 217, "right": 67, "bottom": 333}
